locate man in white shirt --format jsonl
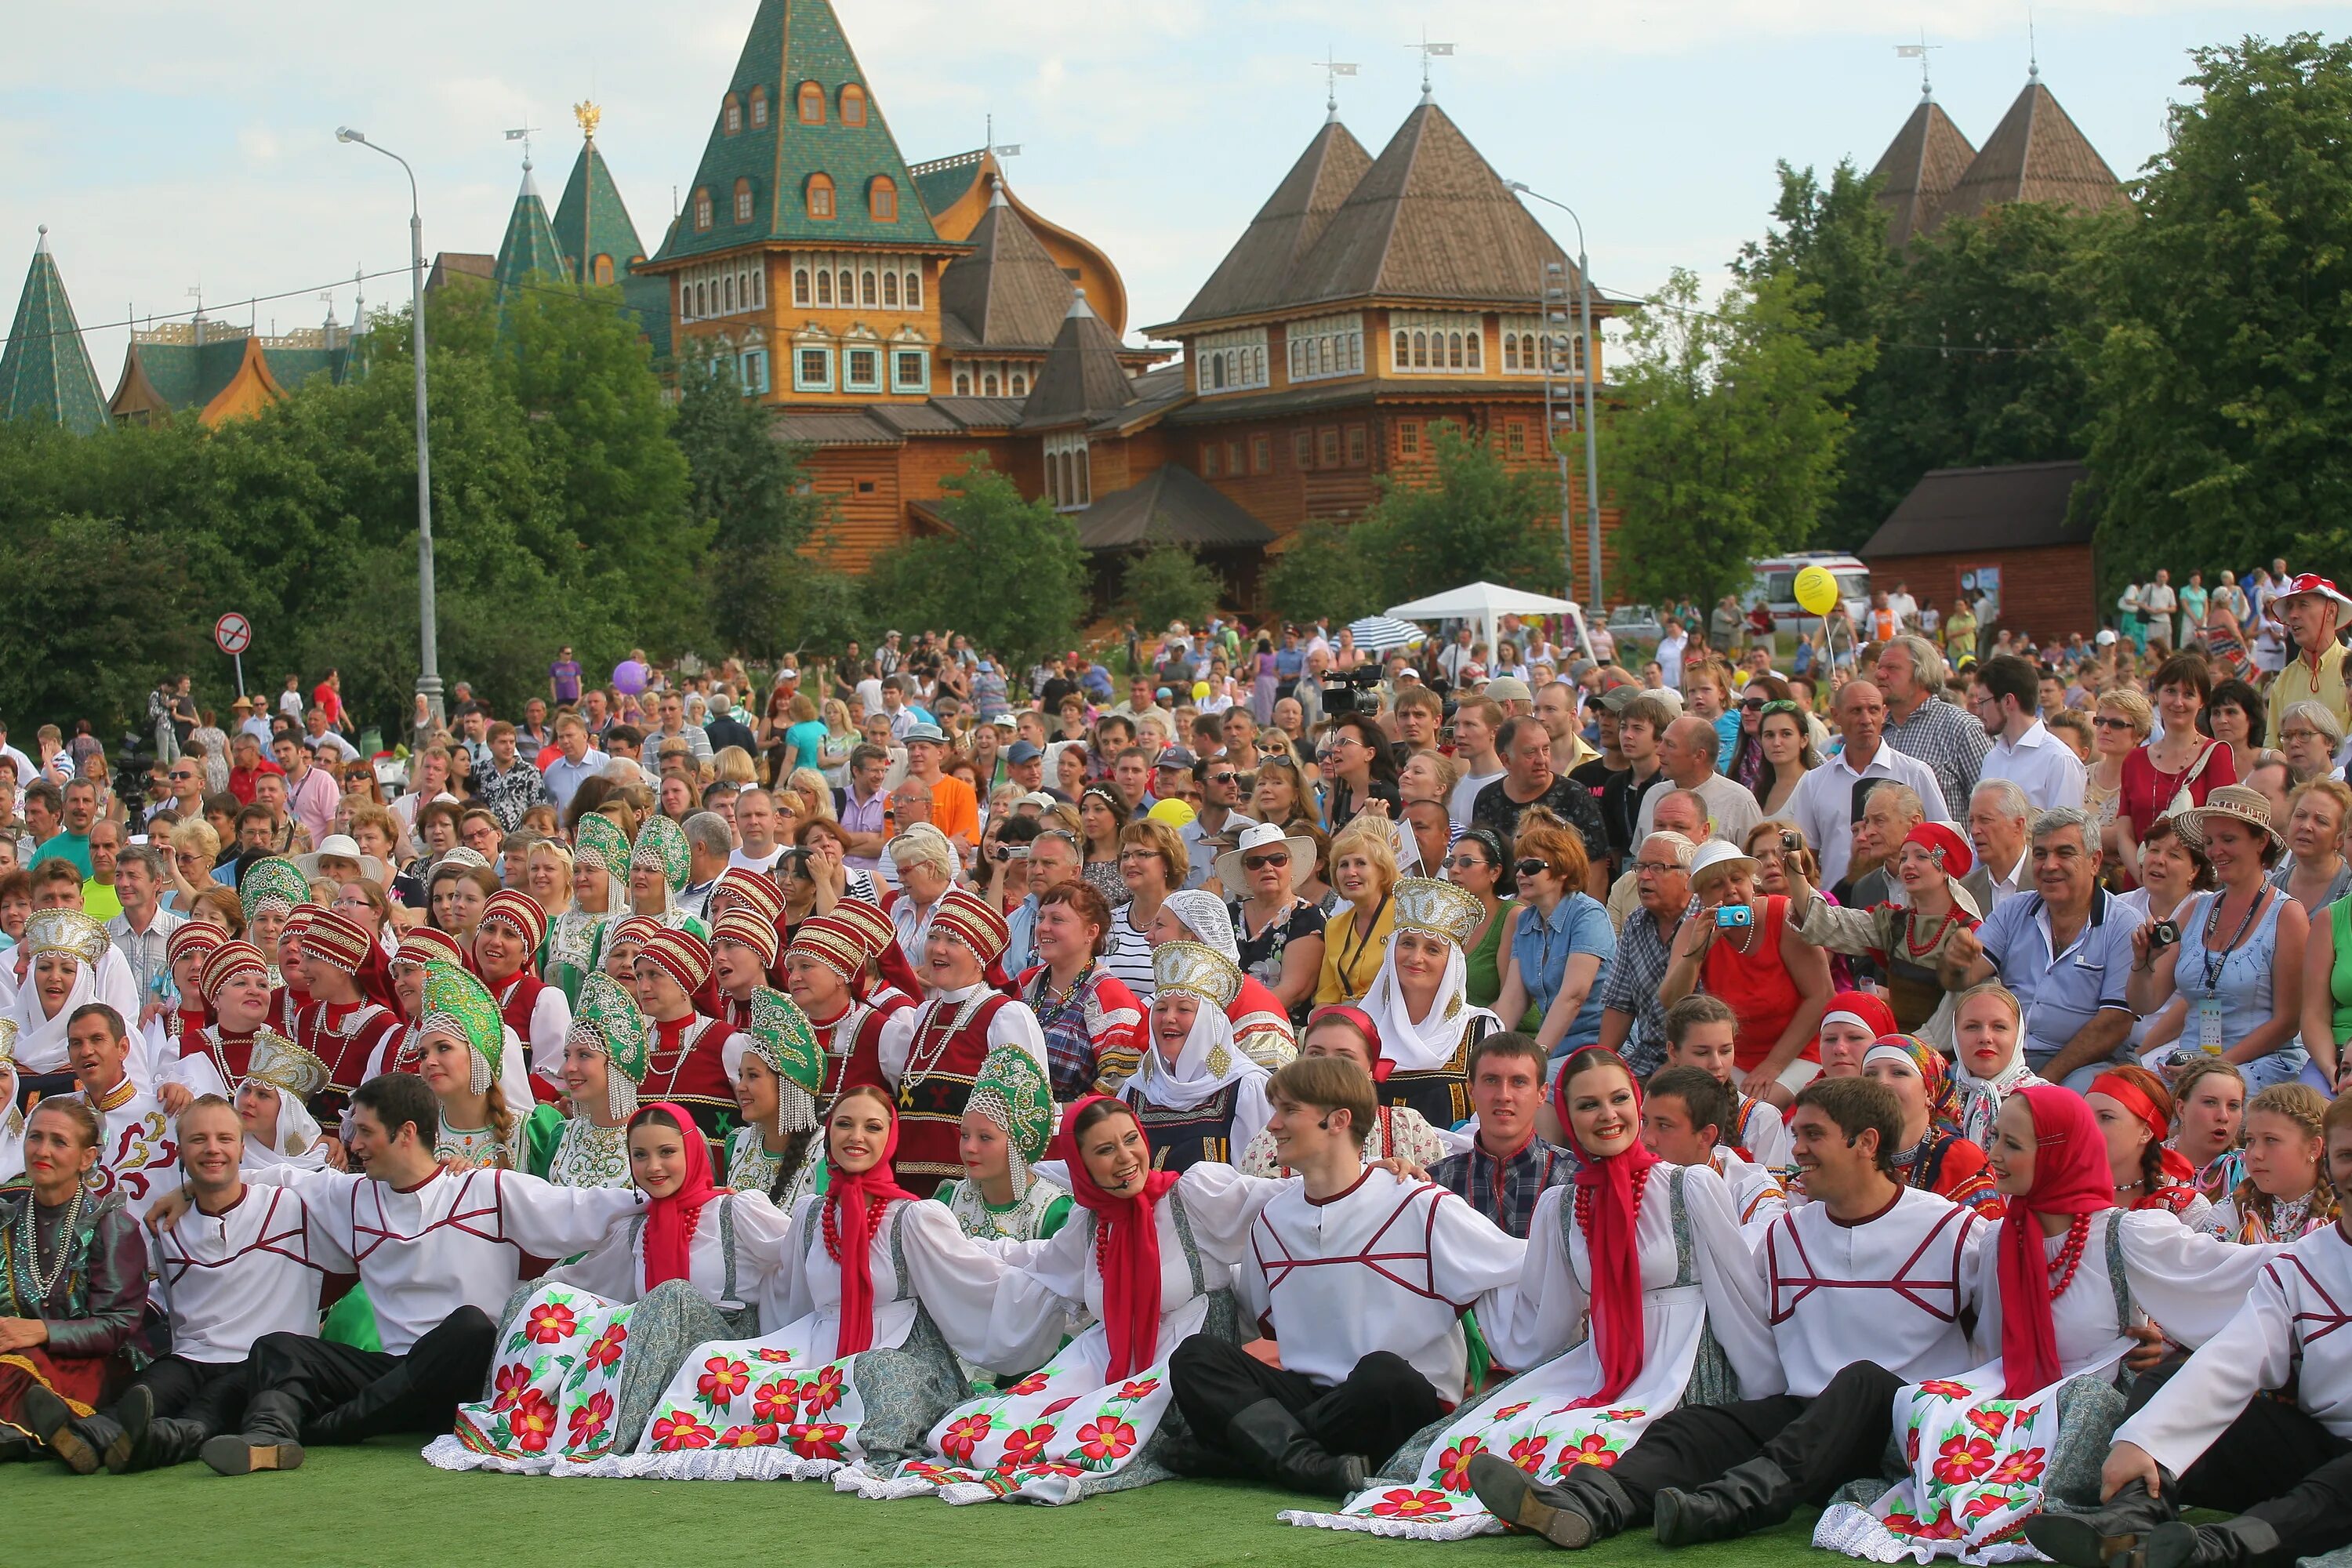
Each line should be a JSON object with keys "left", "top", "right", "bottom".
{"left": 2141, "top": 570, "right": 2178, "bottom": 650}
{"left": 539, "top": 714, "right": 608, "bottom": 813}
{"left": 1634, "top": 717, "right": 1761, "bottom": 848}
{"left": 1447, "top": 696, "right": 1507, "bottom": 831}
{"left": 105, "top": 843, "right": 184, "bottom": 1023}
{"left": 1657, "top": 621, "right": 1689, "bottom": 691}
{"left": 1884, "top": 581, "right": 1918, "bottom": 628}
{"left": 727, "top": 786, "right": 786, "bottom": 873}
{"left": 1960, "top": 779, "right": 2032, "bottom": 913}
{"left": 1971, "top": 654, "right": 2085, "bottom": 811}
{"left": 1786, "top": 681, "right": 1952, "bottom": 888}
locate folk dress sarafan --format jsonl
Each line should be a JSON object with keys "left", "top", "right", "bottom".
{"left": 837, "top": 1163, "right": 1277, "bottom": 1506}
{"left": 1814, "top": 1209, "right": 2275, "bottom": 1566}
{"left": 575, "top": 1192, "right": 1005, "bottom": 1480}
{"left": 1284, "top": 1163, "right": 1782, "bottom": 1539}
{"left": 421, "top": 1191, "right": 799, "bottom": 1475}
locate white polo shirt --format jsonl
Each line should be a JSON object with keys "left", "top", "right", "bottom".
{"left": 1786, "top": 740, "right": 1954, "bottom": 889}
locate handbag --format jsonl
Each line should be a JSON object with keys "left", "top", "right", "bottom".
{"left": 2162, "top": 739, "right": 2220, "bottom": 819}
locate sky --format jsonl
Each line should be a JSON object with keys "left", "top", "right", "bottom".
{"left": 4, "top": 0, "right": 2342, "bottom": 384}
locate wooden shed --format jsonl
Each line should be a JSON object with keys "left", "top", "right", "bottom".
{"left": 1860, "top": 459, "right": 2098, "bottom": 643}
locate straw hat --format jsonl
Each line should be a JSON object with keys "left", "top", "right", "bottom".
{"left": 2172, "top": 784, "right": 2284, "bottom": 852}
{"left": 1212, "top": 820, "right": 1316, "bottom": 892}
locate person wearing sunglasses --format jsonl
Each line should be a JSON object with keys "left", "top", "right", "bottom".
{"left": 2085, "top": 686, "right": 2152, "bottom": 858}
{"left": 1445, "top": 826, "right": 1515, "bottom": 1010}
{"left": 1249, "top": 749, "right": 1311, "bottom": 826}
{"left": 1181, "top": 756, "right": 1257, "bottom": 891}
{"left": 1220, "top": 821, "right": 1327, "bottom": 1027}
{"left": 1490, "top": 813, "right": 1617, "bottom": 1062}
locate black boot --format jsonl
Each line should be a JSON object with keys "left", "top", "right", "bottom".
{"left": 2024, "top": 1477, "right": 2181, "bottom": 1568}
{"left": 122, "top": 1417, "right": 211, "bottom": 1475}
{"left": 1156, "top": 1428, "right": 1252, "bottom": 1479}
{"left": 201, "top": 1391, "right": 305, "bottom": 1475}
{"left": 103, "top": 1384, "right": 152, "bottom": 1474}
{"left": 1223, "top": 1399, "right": 1369, "bottom": 1499}
{"left": 1653, "top": 1455, "right": 1801, "bottom": 1544}
{"left": 300, "top": 1363, "right": 415, "bottom": 1447}
{"left": 0, "top": 1435, "right": 32, "bottom": 1464}
{"left": 2146, "top": 1518, "right": 2285, "bottom": 1568}
{"left": 20, "top": 1385, "right": 117, "bottom": 1475}
{"left": 1466, "top": 1452, "right": 1637, "bottom": 1548}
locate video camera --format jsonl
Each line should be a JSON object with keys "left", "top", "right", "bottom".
{"left": 1319, "top": 667, "right": 1385, "bottom": 717}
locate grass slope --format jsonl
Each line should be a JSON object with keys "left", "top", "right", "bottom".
{"left": 3, "top": 1444, "right": 1832, "bottom": 1568}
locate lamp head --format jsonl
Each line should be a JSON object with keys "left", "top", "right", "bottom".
{"left": 337, "top": 127, "right": 364, "bottom": 143}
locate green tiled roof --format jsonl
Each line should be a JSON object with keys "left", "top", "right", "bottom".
{"left": 125, "top": 334, "right": 249, "bottom": 411}
{"left": 653, "top": 0, "right": 946, "bottom": 265}
{"left": 493, "top": 165, "right": 569, "bottom": 298}
{"left": 554, "top": 138, "right": 648, "bottom": 284}
{"left": 0, "top": 229, "right": 107, "bottom": 434}
{"left": 909, "top": 151, "right": 985, "bottom": 221}
{"left": 260, "top": 343, "right": 354, "bottom": 394}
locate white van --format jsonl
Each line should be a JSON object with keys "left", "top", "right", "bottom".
{"left": 1747, "top": 553, "right": 1871, "bottom": 631}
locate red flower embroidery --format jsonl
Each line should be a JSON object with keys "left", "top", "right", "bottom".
{"left": 1987, "top": 1447, "right": 2047, "bottom": 1486}
{"left": 510, "top": 1388, "right": 558, "bottom": 1453}
{"left": 697, "top": 1356, "right": 751, "bottom": 1403}
{"left": 1918, "top": 1379, "right": 1975, "bottom": 1400}
{"left": 584, "top": 1322, "right": 628, "bottom": 1370}
{"left": 567, "top": 1390, "right": 615, "bottom": 1448}
{"left": 490, "top": 1362, "right": 534, "bottom": 1414}
{"left": 525, "top": 1301, "right": 578, "bottom": 1344}
{"left": 1492, "top": 1401, "right": 1532, "bottom": 1420}
{"left": 1968, "top": 1406, "right": 2011, "bottom": 1439}
{"left": 1561, "top": 1433, "right": 1619, "bottom": 1469}
{"left": 1000, "top": 1424, "right": 1055, "bottom": 1466}
{"left": 1508, "top": 1436, "right": 1550, "bottom": 1473}
{"left": 1887, "top": 1507, "right": 1962, "bottom": 1541}
{"left": 1438, "top": 1437, "right": 1487, "bottom": 1490}
{"left": 1599, "top": 1408, "right": 1646, "bottom": 1423}
{"left": 789, "top": 1421, "right": 847, "bottom": 1460}
{"left": 1007, "top": 1372, "right": 1051, "bottom": 1397}
{"left": 1964, "top": 1494, "right": 2015, "bottom": 1522}
{"left": 753, "top": 1378, "right": 800, "bottom": 1423}
{"left": 941, "top": 1414, "right": 994, "bottom": 1464}
{"left": 651, "top": 1411, "right": 715, "bottom": 1450}
{"left": 804, "top": 1364, "right": 845, "bottom": 1415}
{"left": 754, "top": 1347, "right": 796, "bottom": 1364}
{"left": 1907, "top": 1426, "right": 1922, "bottom": 1463}
{"left": 1076, "top": 1417, "right": 1136, "bottom": 1461}
{"left": 1114, "top": 1377, "right": 1161, "bottom": 1402}
{"left": 1040, "top": 1396, "right": 1080, "bottom": 1417}
{"left": 1370, "top": 1489, "right": 1453, "bottom": 1519}
{"left": 1933, "top": 1433, "right": 1998, "bottom": 1486}
{"left": 718, "top": 1423, "right": 782, "bottom": 1448}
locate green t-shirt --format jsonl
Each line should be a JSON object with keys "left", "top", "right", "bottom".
{"left": 30, "top": 831, "right": 91, "bottom": 877}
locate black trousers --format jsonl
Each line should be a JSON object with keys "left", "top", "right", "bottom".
{"left": 1600, "top": 1361, "right": 1906, "bottom": 1525}
{"left": 2126, "top": 1361, "right": 2352, "bottom": 1558}
{"left": 245, "top": 1307, "right": 495, "bottom": 1443}
{"left": 1169, "top": 1336, "right": 1443, "bottom": 1468}
{"left": 113, "top": 1354, "right": 249, "bottom": 1435}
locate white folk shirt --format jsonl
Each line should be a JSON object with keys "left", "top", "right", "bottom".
{"left": 81, "top": 1076, "right": 178, "bottom": 1225}
{"left": 1759, "top": 1185, "right": 1986, "bottom": 1397}
{"left": 250, "top": 1163, "right": 641, "bottom": 1352}
{"left": 1709, "top": 1146, "right": 1791, "bottom": 1236}
{"left": 878, "top": 982, "right": 1050, "bottom": 1085}
{"left": 1980, "top": 719, "right": 2088, "bottom": 812}
{"left": 1240, "top": 1167, "right": 1525, "bottom": 1404}
{"left": 546, "top": 1190, "right": 799, "bottom": 1323}
{"left": 154, "top": 1185, "right": 355, "bottom": 1363}
{"left": 492, "top": 975, "right": 572, "bottom": 1083}
{"left": 2117, "top": 1221, "right": 2352, "bottom": 1475}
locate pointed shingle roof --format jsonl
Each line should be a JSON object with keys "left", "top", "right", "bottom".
{"left": 1022, "top": 291, "right": 1135, "bottom": 427}
{"left": 1075, "top": 464, "right": 1276, "bottom": 551}
{"left": 938, "top": 185, "right": 1074, "bottom": 350}
{"left": 553, "top": 133, "right": 648, "bottom": 284}
{"left": 0, "top": 228, "right": 107, "bottom": 434}
{"left": 494, "top": 163, "right": 569, "bottom": 300}
{"left": 1871, "top": 96, "right": 1977, "bottom": 247}
{"left": 1171, "top": 120, "right": 1373, "bottom": 328}
{"left": 653, "top": 0, "right": 945, "bottom": 266}
{"left": 1927, "top": 78, "right": 2126, "bottom": 232}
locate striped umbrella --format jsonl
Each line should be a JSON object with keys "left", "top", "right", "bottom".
{"left": 1346, "top": 615, "right": 1427, "bottom": 653}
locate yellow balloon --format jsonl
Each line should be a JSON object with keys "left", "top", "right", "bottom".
{"left": 1794, "top": 565, "right": 1840, "bottom": 616}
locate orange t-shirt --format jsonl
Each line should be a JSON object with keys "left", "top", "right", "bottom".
{"left": 927, "top": 773, "right": 980, "bottom": 847}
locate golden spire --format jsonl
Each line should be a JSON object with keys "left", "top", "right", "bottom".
{"left": 574, "top": 100, "right": 601, "bottom": 141}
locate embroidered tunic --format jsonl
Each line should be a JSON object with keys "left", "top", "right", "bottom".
{"left": 639, "top": 1012, "right": 746, "bottom": 1150}
{"left": 543, "top": 1119, "right": 633, "bottom": 1189}
{"left": 1761, "top": 1186, "right": 1987, "bottom": 1396}
{"left": 153, "top": 1185, "right": 354, "bottom": 1363}
{"left": 883, "top": 985, "right": 1050, "bottom": 1196}
{"left": 933, "top": 1175, "right": 1073, "bottom": 1244}
{"left": 79, "top": 1076, "right": 179, "bottom": 1225}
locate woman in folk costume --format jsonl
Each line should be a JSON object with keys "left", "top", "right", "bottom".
{"left": 1814, "top": 1086, "right": 2276, "bottom": 1565}
{"left": 1236, "top": 1007, "right": 1450, "bottom": 1175}
{"left": 590, "top": 1085, "right": 1011, "bottom": 1479}
{"left": 0, "top": 1023, "right": 24, "bottom": 1180}
{"left": 781, "top": 913, "right": 910, "bottom": 1107}
{"left": 423, "top": 1101, "right": 801, "bottom": 1475}
{"left": 930, "top": 1045, "right": 1070, "bottom": 1246}
{"left": 158, "top": 940, "right": 276, "bottom": 1102}
{"left": 232, "top": 1031, "right": 334, "bottom": 1171}
{"left": 412, "top": 961, "right": 564, "bottom": 1174}
{"left": 843, "top": 1094, "right": 1277, "bottom": 1506}
{"left": 1148, "top": 891, "right": 1296, "bottom": 1073}
{"left": 1353, "top": 877, "right": 1498, "bottom": 1130}
{"left": 1290, "top": 1047, "right": 1780, "bottom": 1540}
{"left": 722, "top": 987, "right": 831, "bottom": 1207}
{"left": 290, "top": 906, "right": 404, "bottom": 1123}
{"left": 234, "top": 857, "right": 310, "bottom": 1000}
{"left": 7, "top": 911, "right": 118, "bottom": 1083}
{"left": 367, "top": 925, "right": 463, "bottom": 1077}
{"left": 1817, "top": 990, "right": 1901, "bottom": 1077}
{"left": 887, "top": 889, "right": 1051, "bottom": 1198}
{"left": 1019, "top": 880, "right": 1147, "bottom": 1099}
{"left": 0, "top": 1098, "right": 151, "bottom": 1461}
{"left": 1118, "top": 942, "right": 1275, "bottom": 1172}
{"left": 545, "top": 812, "right": 627, "bottom": 1005}
{"left": 140, "top": 922, "right": 225, "bottom": 1090}
{"left": 474, "top": 890, "right": 570, "bottom": 1103}
{"left": 2203, "top": 1081, "right": 2339, "bottom": 1244}
{"left": 1789, "top": 823, "right": 1982, "bottom": 1040}
{"left": 621, "top": 815, "right": 708, "bottom": 941}
{"left": 630, "top": 927, "right": 747, "bottom": 1158}
{"left": 1861, "top": 1035, "right": 2005, "bottom": 1218}
{"left": 600, "top": 914, "right": 659, "bottom": 988}
{"left": 2086, "top": 1065, "right": 2212, "bottom": 1227}
{"left": 1950, "top": 983, "right": 2044, "bottom": 1152}
{"left": 269, "top": 904, "right": 320, "bottom": 1039}
{"left": 544, "top": 973, "right": 653, "bottom": 1190}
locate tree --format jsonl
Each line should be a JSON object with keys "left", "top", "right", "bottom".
{"left": 1606, "top": 268, "right": 1872, "bottom": 608}
{"left": 860, "top": 457, "right": 1085, "bottom": 670}
{"left": 1351, "top": 421, "right": 1566, "bottom": 602}
{"left": 1260, "top": 520, "right": 1382, "bottom": 626}
{"left": 1120, "top": 544, "right": 1222, "bottom": 633}
{"left": 2084, "top": 33, "right": 2352, "bottom": 575}
{"left": 0, "top": 509, "right": 212, "bottom": 732}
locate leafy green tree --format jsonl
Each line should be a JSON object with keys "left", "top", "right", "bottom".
{"left": 1606, "top": 268, "right": 1872, "bottom": 608}
{"left": 0, "top": 509, "right": 212, "bottom": 731}
{"left": 2085, "top": 32, "right": 2352, "bottom": 573}
{"left": 1260, "top": 520, "right": 1382, "bottom": 626}
{"left": 1351, "top": 421, "right": 1566, "bottom": 602}
{"left": 1120, "top": 544, "right": 1222, "bottom": 633}
{"left": 860, "top": 457, "right": 1085, "bottom": 671}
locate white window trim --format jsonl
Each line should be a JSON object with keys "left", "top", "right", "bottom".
{"left": 793, "top": 343, "right": 835, "bottom": 393}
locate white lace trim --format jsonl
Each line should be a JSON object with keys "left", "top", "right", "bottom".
{"left": 1812, "top": 1501, "right": 2049, "bottom": 1566}
{"left": 1276, "top": 1506, "right": 1504, "bottom": 1541}
{"left": 550, "top": 1449, "right": 848, "bottom": 1482}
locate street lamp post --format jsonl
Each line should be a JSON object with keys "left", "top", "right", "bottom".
{"left": 1506, "top": 182, "right": 1604, "bottom": 609}
{"left": 337, "top": 127, "right": 443, "bottom": 724}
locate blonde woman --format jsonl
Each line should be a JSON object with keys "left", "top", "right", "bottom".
{"left": 165, "top": 817, "right": 222, "bottom": 916}
{"left": 786, "top": 766, "right": 834, "bottom": 825}
{"left": 1315, "top": 817, "right": 1399, "bottom": 1006}
{"left": 818, "top": 699, "right": 858, "bottom": 789}
{"left": 712, "top": 746, "right": 757, "bottom": 791}
{"left": 2086, "top": 687, "right": 2151, "bottom": 862}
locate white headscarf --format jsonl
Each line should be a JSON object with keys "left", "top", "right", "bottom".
{"left": 1128, "top": 992, "right": 1266, "bottom": 1112}
{"left": 1161, "top": 890, "right": 1240, "bottom": 965}
{"left": 8, "top": 954, "right": 98, "bottom": 1074}
{"left": 239, "top": 1081, "right": 327, "bottom": 1170}
{"left": 1951, "top": 1051, "right": 2043, "bottom": 1150}
{"left": 1358, "top": 933, "right": 1496, "bottom": 1074}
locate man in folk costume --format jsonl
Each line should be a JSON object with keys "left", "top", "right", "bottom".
{"left": 779, "top": 913, "right": 909, "bottom": 1105}
{"left": 710, "top": 907, "right": 779, "bottom": 1034}
{"left": 142, "top": 921, "right": 226, "bottom": 1089}
{"left": 630, "top": 927, "right": 745, "bottom": 1156}
{"left": 543, "top": 972, "right": 650, "bottom": 1189}
{"left": 472, "top": 889, "right": 570, "bottom": 1102}
{"left": 290, "top": 907, "right": 404, "bottom": 1125}
{"left": 1152, "top": 889, "right": 1296, "bottom": 1072}
{"left": 66, "top": 1002, "right": 179, "bottom": 1225}
{"left": 624, "top": 815, "right": 707, "bottom": 938}
{"left": 1468, "top": 1076, "right": 1987, "bottom": 1548}
{"left": 706, "top": 865, "right": 789, "bottom": 986}
{"left": 148, "top": 1070, "right": 642, "bottom": 1474}
{"left": 1169, "top": 1054, "right": 1524, "bottom": 1497}
{"left": 1639, "top": 1065, "right": 1788, "bottom": 1232}
{"left": 833, "top": 894, "right": 928, "bottom": 1006}
{"left": 22, "top": 1090, "right": 353, "bottom": 1475}
{"left": 720, "top": 985, "right": 830, "bottom": 1205}
{"left": 885, "top": 886, "right": 1050, "bottom": 1197}
{"left": 1123, "top": 942, "right": 1276, "bottom": 1171}
{"left": 1356, "top": 877, "right": 1497, "bottom": 1129}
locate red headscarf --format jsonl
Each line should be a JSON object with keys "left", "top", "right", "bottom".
{"left": 822, "top": 1087, "right": 916, "bottom": 1356}
{"left": 1052, "top": 1095, "right": 1181, "bottom": 1381}
{"left": 2089, "top": 1070, "right": 2198, "bottom": 1186}
{"left": 1997, "top": 1085, "right": 2115, "bottom": 1397}
{"left": 1820, "top": 990, "right": 1898, "bottom": 1049}
{"left": 634, "top": 1102, "right": 720, "bottom": 1292}
{"left": 1554, "top": 1051, "right": 1660, "bottom": 1408}
{"left": 1305, "top": 1004, "right": 1392, "bottom": 1082}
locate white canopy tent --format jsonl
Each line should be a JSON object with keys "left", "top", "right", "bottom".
{"left": 1385, "top": 582, "right": 1585, "bottom": 669}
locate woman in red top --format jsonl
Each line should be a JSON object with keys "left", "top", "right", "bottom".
{"left": 2116, "top": 652, "right": 2236, "bottom": 880}
{"left": 1661, "top": 840, "right": 1831, "bottom": 1109}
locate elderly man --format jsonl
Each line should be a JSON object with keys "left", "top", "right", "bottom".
{"left": 1939, "top": 808, "right": 2138, "bottom": 1088}
{"left": 1606, "top": 789, "right": 1706, "bottom": 930}
{"left": 540, "top": 714, "right": 607, "bottom": 813}
{"left": 677, "top": 811, "right": 734, "bottom": 926}
{"left": 1845, "top": 782, "right": 1926, "bottom": 909}
{"left": 1635, "top": 716, "right": 1760, "bottom": 849}
{"left": 2267, "top": 574, "right": 2352, "bottom": 745}
{"left": 1787, "top": 681, "right": 1952, "bottom": 890}
{"left": 1961, "top": 779, "right": 2033, "bottom": 912}
{"left": 877, "top": 779, "right": 935, "bottom": 892}
{"left": 1878, "top": 635, "right": 1987, "bottom": 817}
{"left": 1595, "top": 829, "right": 1697, "bottom": 1078}
{"left": 1471, "top": 717, "right": 1609, "bottom": 890}
{"left": 1971, "top": 652, "right": 2085, "bottom": 811}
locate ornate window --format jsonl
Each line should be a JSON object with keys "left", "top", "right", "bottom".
{"left": 903, "top": 270, "right": 921, "bottom": 307}
{"left": 750, "top": 87, "right": 768, "bottom": 128}
{"left": 1011, "top": 372, "right": 1027, "bottom": 396}
{"left": 954, "top": 372, "right": 971, "bottom": 394}
{"left": 862, "top": 270, "right": 877, "bottom": 306}
{"left": 841, "top": 84, "right": 868, "bottom": 126}
{"left": 870, "top": 177, "right": 897, "bottom": 222}
{"left": 1291, "top": 430, "right": 1313, "bottom": 469}
{"left": 740, "top": 349, "right": 769, "bottom": 394}
{"left": 1045, "top": 432, "right": 1091, "bottom": 510}
{"left": 807, "top": 173, "right": 834, "bottom": 220}
{"left": 734, "top": 179, "right": 753, "bottom": 223}
{"left": 1192, "top": 327, "right": 1269, "bottom": 396}
{"left": 844, "top": 345, "right": 882, "bottom": 393}
{"left": 837, "top": 269, "right": 852, "bottom": 302}
{"left": 798, "top": 82, "right": 825, "bottom": 124}
{"left": 982, "top": 373, "right": 999, "bottom": 396}
{"left": 815, "top": 269, "right": 833, "bottom": 305}
{"left": 883, "top": 271, "right": 898, "bottom": 307}
{"left": 692, "top": 188, "right": 713, "bottom": 231}
{"left": 1285, "top": 314, "right": 1363, "bottom": 384}
{"left": 891, "top": 349, "right": 929, "bottom": 394}
{"left": 1392, "top": 310, "right": 1485, "bottom": 374}
{"left": 724, "top": 95, "right": 742, "bottom": 134}
{"left": 794, "top": 268, "right": 811, "bottom": 305}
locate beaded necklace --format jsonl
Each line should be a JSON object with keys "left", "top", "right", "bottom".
{"left": 2047, "top": 1212, "right": 2093, "bottom": 1297}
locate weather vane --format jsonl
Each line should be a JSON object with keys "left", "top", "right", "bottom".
{"left": 504, "top": 119, "right": 540, "bottom": 168}
{"left": 575, "top": 101, "right": 601, "bottom": 140}
{"left": 1406, "top": 30, "right": 1455, "bottom": 100}
{"left": 1894, "top": 32, "right": 1942, "bottom": 99}
{"left": 1315, "top": 48, "right": 1359, "bottom": 120}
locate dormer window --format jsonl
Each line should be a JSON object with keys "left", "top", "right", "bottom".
{"left": 734, "top": 179, "right": 754, "bottom": 223}
{"left": 750, "top": 87, "right": 768, "bottom": 128}
{"left": 724, "top": 94, "right": 742, "bottom": 134}
{"left": 692, "top": 187, "right": 713, "bottom": 231}
{"left": 870, "top": 177, "right": 897, "bottom": 222}
{"left": 798, "top": 82, "right": 825, "bottom": 124}
{"left": 841, "top": 84, "right": 868, "bottom": 126}
{"left": 807, "top": 173, "right": 834, "bottom": 220}
{"left": 592, "top": 255, "right": 614, "bottom": 285}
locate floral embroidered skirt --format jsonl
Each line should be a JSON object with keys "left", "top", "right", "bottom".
{"left": 1813, "top": 1356, "right": 2129, "bottom": 1565}
{"left": 839, "top": 1290, "right": 1243, "bottom": 1506}
{"left": 421, "top": 1278, "right": 738, "bottom": 1475}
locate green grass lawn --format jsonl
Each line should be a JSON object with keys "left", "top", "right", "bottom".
{"left": 2, "top": 1443, "right": 1833, "bottom": 1568}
